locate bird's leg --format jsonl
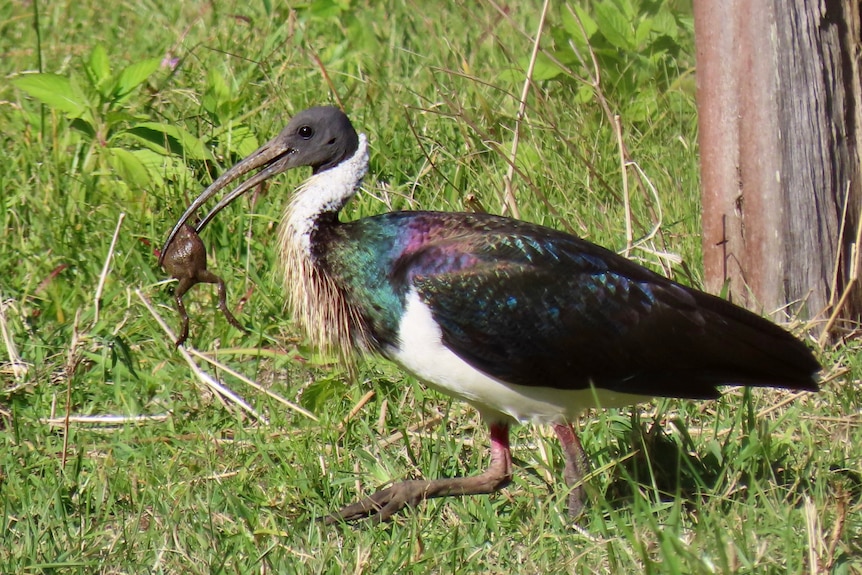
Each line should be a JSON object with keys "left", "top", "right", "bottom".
{"left": 324, "top": 422, "right": 513, "bottom": 524}
{"left": 172, "top": 278, "right": 193, "bottom": 347}
{"left": 553, "top": 423, "right": 590, "bottom": 517}
{"left": 195, "top": 270, "right": 247, "bottom": 333}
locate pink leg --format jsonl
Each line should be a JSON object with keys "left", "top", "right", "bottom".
{"left": 325, "top": 422, "right": 513, "bottom": 523}
{"left": 553, "top": 423, "right": 590, "bottom": 516}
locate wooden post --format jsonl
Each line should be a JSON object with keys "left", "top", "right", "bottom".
{"left": 693, "top": 0, "right": 861, "bottom": 333}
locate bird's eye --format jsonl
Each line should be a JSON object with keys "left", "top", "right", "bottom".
{"left": 298, "top": 126, "right": 314, "bottom": 139}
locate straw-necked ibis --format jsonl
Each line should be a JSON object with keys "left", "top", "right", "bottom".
{"left": 161, "top": 106, "right": 820, "bottom": 523}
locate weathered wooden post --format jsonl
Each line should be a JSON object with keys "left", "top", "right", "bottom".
{"left": 693, "top": 0, "right": 861, "bottom": 334}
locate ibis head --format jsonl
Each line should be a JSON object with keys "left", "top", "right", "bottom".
{"left": 159, "top": 106, "right": 358, "bottom": 265}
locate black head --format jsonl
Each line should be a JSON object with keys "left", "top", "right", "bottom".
{"left": 278, "top": 106, "right": 359, "bottom": 174}
{"left": 159, "top": 106, "right": 360, "bottom": 265}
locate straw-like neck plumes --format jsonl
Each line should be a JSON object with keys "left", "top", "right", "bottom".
{"left": 279, "top": 134, "right": 371, "bottom": 358}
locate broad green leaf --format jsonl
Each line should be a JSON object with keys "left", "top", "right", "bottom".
{"left": 594, "top": 0, "right": 635, "bottom": 51}
{"left": 613, "top": 0, "right": 636, "bottom": 21}
{"left": 307, "top": 0, "right": 346, "bottom": 18}
{"left": 497, "top": 67, "right": 524, "bottom": 84}
{"left": 562, "top": 4, "right": 598, "bottom": 43}
{"left": 518, "top": 52, "right": 563, "bottom": 82}
{"left": 205, "top": 68, "right": 231, "bottom": 111}
{"left": 70, "top": 118, "right": 97, "bottom": 138}
{"left": 86, "top": 44, "right": 113, "bottom": 97}
{"left": 123, "top": 128, "right": 173, "bottom": 156}
{"left": 300, "top": 375, "right": 345, "bottom": 413}
{"left": 107, "top": 147, "right": 152, "bottom": 188}
{"left": 105, "top": 110, "right": 146, "bottom": 130}
{"left": 635, "top": 17, "right": 652, "bottom": 48}
{"left": 115, "top": 58, "right": 161, "bottom": 101}
{"left": 222, "top": 124, "right": 260, "bottom": 158}
{"left": 651, "top": 8, "right": 679, "bottom": 40}
{"left": 124, "top": 122, "right": 211, "bottom": 160}
{"left": 69, "top": 74, "right": 94, "bottom": 119}
{"left": 575, "top": 83, "right": 594, "bottom": 104}
{"left": 129, "top": 148, "right": 196, "bottom": 188}
{"left": 12, "top": 74, "right": 88, "bottom": 118}
{"left": 201, "top": 92, "right": 220, "bottom": 118}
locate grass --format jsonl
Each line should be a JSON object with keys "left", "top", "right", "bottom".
{"left": 1, "top": 0, "right": 860, "bottom": 573}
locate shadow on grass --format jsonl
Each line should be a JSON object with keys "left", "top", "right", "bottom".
{"left": 596, "top": 415, "right": 861, "bottom": 512}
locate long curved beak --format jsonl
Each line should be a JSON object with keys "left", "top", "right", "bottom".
{"left": 158, "top": 135, "right": 295, "bottom": 266}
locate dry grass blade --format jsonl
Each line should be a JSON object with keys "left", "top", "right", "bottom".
{"left": 41, "top": 414, "right": 170, "bottom": 426}
{"left": 804, "top": 496, "right": 823, "bottom": 574}
{"left": 94, "top": 212, "right": 125, "bottom": 324}
{"left": 340, "top": 389, "right": 375, "bottom": 429}
{"left": 499, "top": 0, "right": 550, "bottom": 218}
{"left": 626, "top": 160, "right": 680, "bottom": 273}
{"left": 562, "top": 3, "right": 672, "bottom": 264}
{"left": 824, "top": 489, "right": 850, "bottom": 572}
{"left": 62, "top": 309, "right": 82, "bottom": 468}
{"left": 136, "top": 288, "right": 268, "bottom": 424}
{"left": 613, "top": 115, "right": 633, "bottom": 256}
{"left": 188, "top": 347, "right": 318, "bottom": 422}
{"left": 0, "top": 295, "right": 29, "bottom": 381}
{"left": 819, "top": 196, "right": 862, "bottom": 345}
{"left": 379, "top": 414, "right": 445, "bottom": 449}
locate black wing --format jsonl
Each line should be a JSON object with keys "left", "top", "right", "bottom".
{"left": 393, "top": 215, "right": 819, "bottom": 399}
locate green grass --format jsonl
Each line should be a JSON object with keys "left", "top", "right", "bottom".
{"left": 1, "top": 0, "right": 860, "bottom": 573}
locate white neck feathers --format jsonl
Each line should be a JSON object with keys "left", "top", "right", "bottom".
{"left": 281, "top": 134, "right": 369, "bottom": 255}
{"left": 278, "top": 134, "right": 371, "bottom": 358}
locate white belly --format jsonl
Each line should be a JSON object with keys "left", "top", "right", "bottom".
{"left": 387, "top": 290, "right": 648, "bottom": 425}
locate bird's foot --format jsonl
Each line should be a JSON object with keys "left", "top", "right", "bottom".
{"left": 322, "top": 479, "right": 435, "bottom": 524}
{"left": 323, "top": 469, "right": 512, "bottom": 525}
{"left": 322, "top": 423, "right": 513, "bottom": 525}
